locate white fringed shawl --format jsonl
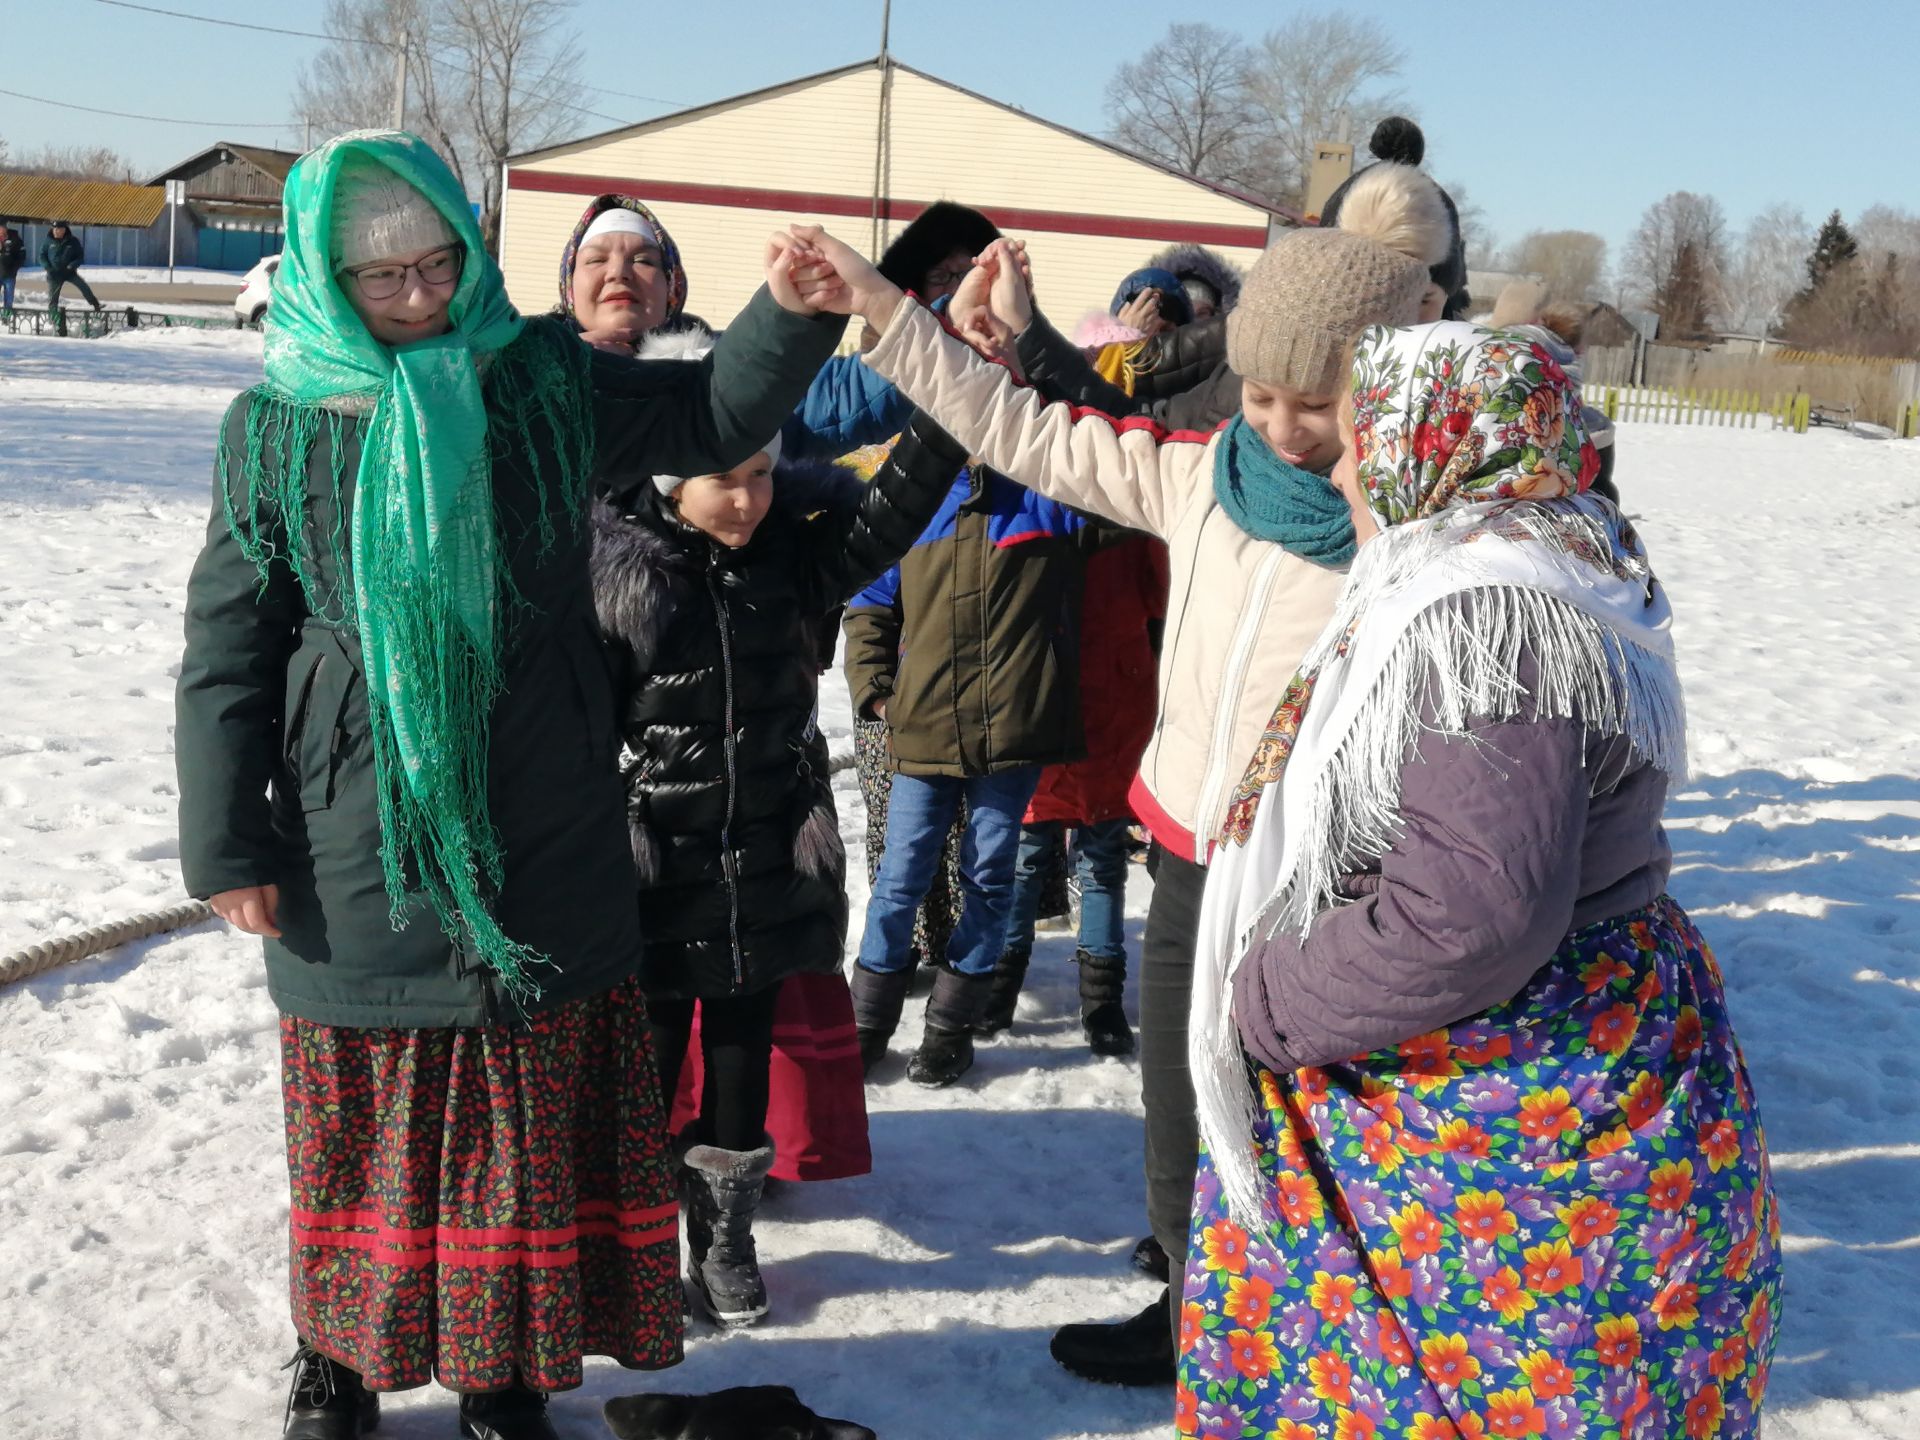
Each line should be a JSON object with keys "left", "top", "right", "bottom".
{"left": 1189, "top": 496, "right": 1687, "bottom": 1226}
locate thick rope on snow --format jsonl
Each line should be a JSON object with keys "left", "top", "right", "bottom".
{"left": 2, "top": 754, "right": 857, "bottom": 989}
{"left": 0, "top": 900, "right": 215, "bottom": 988}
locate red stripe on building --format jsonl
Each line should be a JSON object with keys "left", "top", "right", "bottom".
{"left": 507, "top": 169, "right": 1272, "bottom": 249}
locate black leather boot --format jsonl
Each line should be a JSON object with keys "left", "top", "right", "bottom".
{"left": 1048, "top": 1286, "right": 1176, "bottom": 1386}
{"left": 972, "top": 947, "right": 1031, "bottom": 1036}
{"left": 680, "top": 1134, "right": 777, "bottom": 1327}
{"left": 459, "top": 1381, "right": 558, "bottom": 1440}
{"left": 1077, "top": 949, "right": 1136, "bottom": 1057}
{"left": 907, "top": 966, "right": 991, "bottom": 1086}
{"left": 849, "top": 964, "right": 915, "bottom": 1076}
{"left": 281, "top": 1341, "right": 379, "bottom": 1439}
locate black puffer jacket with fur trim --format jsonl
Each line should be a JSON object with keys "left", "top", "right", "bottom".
{"left": 590, "top": 415, "right": 966, "bottom": 999}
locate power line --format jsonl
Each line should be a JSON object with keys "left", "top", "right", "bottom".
{"left": 0, "top": 84, "right": 288, "bottom": 130}
{"left": 90, "top": 0, "right": 389, "bottom": 46}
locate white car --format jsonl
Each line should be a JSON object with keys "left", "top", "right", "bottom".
{"left": 234, "top": 254, "right": 281, "bottom": 324}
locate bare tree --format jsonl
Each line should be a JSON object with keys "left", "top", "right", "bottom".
{"left": 295, "top": 0, "right": 586, "bottom": 251}
{"left": 1625, "top": 191, "right": 1729, "bottom": 335}
{"left": 1104, "top": 23, "right": 1259, "bottom": 184}
{"left": 1239, "top": 13, "right": 1408, "bottom": 210}
{"left": 1506, "top": 230, "right": 1608, "bottom": 301}
{"left": 1722, "top": 203, "right": 1809, "bottom": 338}
{"left": 12, "top": 144, "right": 137, "bottom": 181}
{"left": 436, "top": 0, "right": 585, "bottom": 249}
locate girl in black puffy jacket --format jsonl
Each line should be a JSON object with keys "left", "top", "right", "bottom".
{"left": 589, "top": 330, "right": 965, "bottom": 1326}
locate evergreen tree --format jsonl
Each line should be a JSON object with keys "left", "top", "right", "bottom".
{"left": 1805, "top": 210, "right": 1859, "bottom": 289}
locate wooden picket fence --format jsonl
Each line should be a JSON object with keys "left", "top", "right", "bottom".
{"left": 1585, "top": 385, "right": 1810, "bottom": 432}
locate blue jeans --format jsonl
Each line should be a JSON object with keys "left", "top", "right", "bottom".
{"left": 857, "top": 767, "right": 1041, "bottom": 978}
{"left": 1, "top": 275, "right": 14, "bottom": 309}
{"left": 1005, "top": 817, "right": 1132, "bottom": 960}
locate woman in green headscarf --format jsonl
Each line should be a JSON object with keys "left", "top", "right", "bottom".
{"left": 173, "top": 131, "right": 848, "bottom": 1439}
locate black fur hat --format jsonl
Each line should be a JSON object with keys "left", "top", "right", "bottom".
{"left": 877, "top": 201, "right": 1001, "bottom": 292}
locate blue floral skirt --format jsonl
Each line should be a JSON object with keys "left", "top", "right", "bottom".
{"left": 1179, "top": 897, "right": 1782, "bottom": 1440}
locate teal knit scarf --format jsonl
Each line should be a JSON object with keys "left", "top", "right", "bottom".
{"left": 1212, "top": 414, "right": 1356, "bottom": 566}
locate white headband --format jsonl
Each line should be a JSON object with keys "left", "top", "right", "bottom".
{"left": 653, "top": 431, "right": 783, "bottom": 497}
{"left": 582, "top": 208, "right": 661, "bottom": 247}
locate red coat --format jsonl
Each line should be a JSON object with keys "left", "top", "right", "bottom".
{"left": 1026, "top": 535, "right": 1169, "bottom": 826}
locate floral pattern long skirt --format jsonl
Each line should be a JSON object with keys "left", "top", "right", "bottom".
{"left": 854, "top": 716, "right": 965, "bottom": 966}
{"left": 1180, "top": 898, "right": 1782, "bottom": 1440}
{"left": 280, "top": 976, "right": 683, "bottom": 1393}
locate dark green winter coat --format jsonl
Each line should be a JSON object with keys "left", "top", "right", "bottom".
{"left": 175, "top": 291, "right": 846, "bottom": 1028}
{"left": 40, "top": 232, "right": 84, "bottom": 279}
{"left": 842, "top": 463, "right": 1121, "bottom": 780}
{"left": 591, "top": 415, "right": 967, "bottom": 1000}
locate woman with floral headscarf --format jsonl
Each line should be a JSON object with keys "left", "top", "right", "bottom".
{"left": 174, "top": 131, "right": 848, "bottom": 1439}
{"left": 557, "top": 193, "right": 697, "bottom": 352}
{"left": 1180, "top": 321, "right": 1782, "bottom": 1440}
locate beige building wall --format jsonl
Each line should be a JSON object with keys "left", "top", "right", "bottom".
{"left": 501, "top": 63, "right": 1278, "bottom": 334}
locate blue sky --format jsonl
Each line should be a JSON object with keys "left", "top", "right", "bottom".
{"left": 5, "top": 0, "right": 1915, "bottom": 276}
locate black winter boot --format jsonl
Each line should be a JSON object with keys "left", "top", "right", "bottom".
{"left": 281, "top": 1341, "right": 378, "bottom": 1439}
{"left": 972, "top": 947, "right": 1031, "bottom": 1036}
{"left": 1048, "top": 1286, "right": 1176, "bottom": 1386}
{"left": 907, "top": 966, "right": 991, "bottom": 1086}
{"left": 1077, "top": 949, "right": 1136, "bottom": 1057}
{"left": 458, "top": 1381, "right": 558, "bottom": 1440}
{"left": 849, "top": 963, "right": 914, "bottom": 1076}
{"left": 680, "top": 1135, "right": 777, "bottom": 1326}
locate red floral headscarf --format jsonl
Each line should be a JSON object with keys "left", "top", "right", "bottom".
{"left": 1348, "top": 320, "right": 1600, "bottom": 529}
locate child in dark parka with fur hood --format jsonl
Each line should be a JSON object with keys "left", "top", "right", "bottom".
{"left": 590, "top": 329, "right": 966, "bottom": 1327}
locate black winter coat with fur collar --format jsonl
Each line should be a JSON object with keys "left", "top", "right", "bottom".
{"left": 590, "top": 415, "right": 967, "bottom": 999}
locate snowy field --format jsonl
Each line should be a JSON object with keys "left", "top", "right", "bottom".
{"left": 1, "top": 327, "right": 1917, "bottom": 1439}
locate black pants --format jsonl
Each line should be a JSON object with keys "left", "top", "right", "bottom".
{"left": 647, "top": 986, "right": 782, "bottom": 1153}
{"left": 1140, "top": 843, "right": 1205, "bottom": 1263}
{"left": 47, "top": 272, "right": 100, "bottom": 310}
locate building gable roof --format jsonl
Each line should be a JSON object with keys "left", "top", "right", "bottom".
{"left": 0, "top": 173, "right": 166, "bottom": 228}
{"left": 145, "top": 142, "right": 301, "bottom": 189}
{"left": 510, "top": 56, "right": 1300, "bottom": 225}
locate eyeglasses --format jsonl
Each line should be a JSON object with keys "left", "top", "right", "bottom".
{"left": 924, "top": 264, "right": 971, "bottom": 290}
{"left": 341, "top": 244, "right": 465, "bottom": 301}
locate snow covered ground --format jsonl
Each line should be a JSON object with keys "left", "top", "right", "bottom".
{"left": 11, "top": 265, "right": 245, "bottom": 287}
{"left": 1, "top": 328, "right": 1917, "bottom": 1440}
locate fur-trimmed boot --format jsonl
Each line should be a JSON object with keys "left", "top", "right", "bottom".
{"left": 458, "top": 1380, "right": 559, "bottom": 1440}
{"left": 972, "top": 947, "right": 1031, "bottom": 1037}
{"left": 849, "top": 963, "right": 914, "bottom": 1076}
{"left": 281, "top": 1341, "right": 379, "bottom": 1439}
{"left": 1077, "top": 949, "right": 1135, "bottom": 1057}
{"left": 907, "top": 965, "right": 992, "bottom": 1087}
{"left": 680, "top": 1133, "right": 777, "bottom": 1326}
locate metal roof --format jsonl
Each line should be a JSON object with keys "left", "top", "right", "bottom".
{"left": 0, "top": 173, "right": 167, "bottom": 228}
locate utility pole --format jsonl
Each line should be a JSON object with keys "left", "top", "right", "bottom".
{"left": 868, "top": 0, "right": 893, "bottom": 258}
{"left": 391, "top": 31, "right": 410, "bottom": 130}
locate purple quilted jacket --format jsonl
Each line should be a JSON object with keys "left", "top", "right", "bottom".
{"left": 1231, "top": 674, "right": 1672, "bottom": 1073}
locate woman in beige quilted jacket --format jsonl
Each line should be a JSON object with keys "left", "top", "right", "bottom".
{"left": 799, "top": 160, "right": 1452, "bottom": 1385}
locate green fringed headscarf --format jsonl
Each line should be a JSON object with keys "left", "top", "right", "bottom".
{"left": 227, "top": 129, "right": 590, "bottom": 1005}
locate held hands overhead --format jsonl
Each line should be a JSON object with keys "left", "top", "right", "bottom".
{"left": 763, "top": 225, "right": 1035, "bottom": 361}
{"left": 949, "top": 238, "right": 1035, "bottom": 366}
